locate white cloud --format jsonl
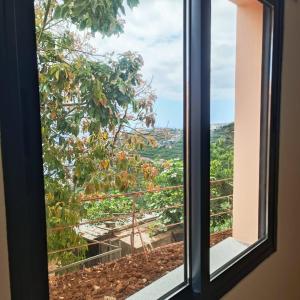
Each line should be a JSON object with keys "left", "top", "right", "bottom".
{"left": 211, "top": 0, "right": 237, "bottom": 101}
{"left": 87, "top": 0, "right": 237, "bottom": 125}
{"left": 90, "top": 0, "right": 184, "bottom": 102}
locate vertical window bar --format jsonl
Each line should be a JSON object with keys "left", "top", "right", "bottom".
{"left": 259, "top": 4, "right": 273, "bottom": 239}
{"left": 189, "top": 0, "right": 211, "bottom": 294}
{"left": 184, "top": 0, "right": 190, "bottom": 285}
{"left": 0, "top": 0, "right": 49, "bottom": 299}
{"left": 267, "top": 0, "right": 283, "bottom": 246}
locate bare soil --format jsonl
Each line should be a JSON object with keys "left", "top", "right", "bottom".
{"left": 49, "top": 242, "right": 184, "bottom": 300}
{"left": 49, "top": 231, "right": 231, "bottom": 300}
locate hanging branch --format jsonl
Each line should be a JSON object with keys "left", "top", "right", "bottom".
{"left": 38, "top": 0, "right": 52, "bottom": 43}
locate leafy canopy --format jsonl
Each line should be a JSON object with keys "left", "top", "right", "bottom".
{"left": 53, "top": 0, "right": 140, "bottom": 35}
{"left": 35, "top": 0, "right": 158, "bottom": 265}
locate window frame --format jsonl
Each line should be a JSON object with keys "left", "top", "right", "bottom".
{"left": 176, "top": 0, "right": 284, "bottom": 298}
{"left": 0, "top": 0, "right": 284, "bottom": 299}
{"left": 0, "top": 0, "right": 49, "bottom": 299}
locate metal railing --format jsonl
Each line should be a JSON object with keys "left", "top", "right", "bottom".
{"left": 48, "top": 178, "right": 233, "bottom": 274}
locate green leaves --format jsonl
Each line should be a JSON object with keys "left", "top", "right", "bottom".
{"left": 53, "top": 0, "right": 139, "bottom": 34}
{"left": 210, "top": 123, "right": 234, "bottom": 180}
{"left": 35, "top": 0, "right": 159, "bottom": 266}
{"left": 127, "top": 0, "right": 140, "bottom": 9}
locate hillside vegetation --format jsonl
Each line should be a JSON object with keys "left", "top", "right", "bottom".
{"left": 140, "top": 128, "right": 183, "bottom": 160}
{"left": 139, "top": 123, "right": 234, "bottom": 164}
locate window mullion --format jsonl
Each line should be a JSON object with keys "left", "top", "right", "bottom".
{"left": 189, "top": 0, "right": 211, "bottom": 294}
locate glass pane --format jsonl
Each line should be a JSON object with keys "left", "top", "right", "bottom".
{"left": 210, "top": 0, "right": 273, "bottom": 274}
{"left": 34, "top": 0, "right": 186, "bottom": 298}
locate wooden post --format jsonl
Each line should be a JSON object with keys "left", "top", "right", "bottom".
{"left": 130, "top": 197, "right": 136, "bottom": 255}
{"left": 135, "top": 216, "right": 149, "bottom": 260}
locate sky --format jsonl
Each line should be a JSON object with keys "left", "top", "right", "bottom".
{"left": 91, "top": 0, "right": 237, "bottom": 128}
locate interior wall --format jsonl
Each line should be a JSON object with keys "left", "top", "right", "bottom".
{"left": 232, "top": 0, "right": 263, "bottom": 244}
{"left": 0, "top": 149, "right": 11, "bottom": 300}
{"left": 224, "top": 0, "right": 300, "bottom": 299}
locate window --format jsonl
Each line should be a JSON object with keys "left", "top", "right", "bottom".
{"left": 0, "top": 0, "right": 283, "bottom": 299}
{"left": 35, "top": 0, "right": 186, "bottom": 299}
{"left": 209, "top": 0, "right": 275, "bottom": 276}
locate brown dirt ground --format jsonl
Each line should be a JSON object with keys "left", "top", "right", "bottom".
{"left": 49, "top": 242, "right": 184, "bottom": 300}
{"left": 49, "top": 231, "right": 231, "bottom": 300}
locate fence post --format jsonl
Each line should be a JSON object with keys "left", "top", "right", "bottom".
{"left": 130, "top": 196, "right": 136, "bottom": 255}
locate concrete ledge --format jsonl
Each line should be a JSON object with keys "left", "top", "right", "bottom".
{"left": 210, "top": 237, "right": 248, "bottom": 274}
{"left": 127, "top": 265, "right": 184, "bottom": 300}
{"left": 128, "top": 238, "right": 248, "bottom": 299}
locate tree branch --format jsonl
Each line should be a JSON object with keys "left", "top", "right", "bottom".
{"left": 38, "top": 0, "right": 52, "bottom": 43}
{"left": 112, "top": 107, "right": 128, "bottom": 147}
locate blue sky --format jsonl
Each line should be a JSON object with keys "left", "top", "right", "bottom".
{"left": 92, "top": 0, "right": 237, "bottom": 128}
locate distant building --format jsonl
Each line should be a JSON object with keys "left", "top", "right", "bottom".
{"left": 210, "top": 123, "right": 228, "bottom": 131}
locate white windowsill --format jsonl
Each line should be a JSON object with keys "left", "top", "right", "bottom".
{"left": 210, "top": 237, "right": 248, "bottom": 274}
{"left": 128, "top": 237, "right": 248, "bottom": 299}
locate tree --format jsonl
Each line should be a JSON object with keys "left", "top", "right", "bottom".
{"left": 35, "top": 0, "right": 157, "bottom": 265}
{"left": 210, "top": 123, "right": 234, "bottom": 180}
{"left": 210, "top": 123, "right": 234, "bottom": 233}
{"left": 144, "top": 159, "right": 184, "bottom": 231}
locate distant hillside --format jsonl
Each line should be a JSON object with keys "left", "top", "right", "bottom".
{"left": 211, "top": 122, "right": 234, "bottom": 145}
{"left": 140, "top": 128, "right": 183, "bottom": 160}
{"left": 139, "top": 123, "right": 234, "bottom": 161}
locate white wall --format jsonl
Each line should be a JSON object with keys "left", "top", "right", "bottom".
{"left": 224, "top": 0, "right": 300, "bottom": 299}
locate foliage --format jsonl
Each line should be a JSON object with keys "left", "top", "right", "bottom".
{"left": 143, "top": 159, "right": 184, "bottom": 225}
{"left": 53, "top": 0, "right": 140, "bottom": 35}
{"left": 140, "top": 129, "right": 183, "bottom": 160}
{"left": 85, "top": 159, "right": 184, "bottom": 230}
{"left": 36, "top": 0, "right": 235, "bottom": 266}
{"left": 85, "top": 121, "right": 235, "bottom": 235}
{"left": 147, "top": 221, "right": 167, "bottom": 237}
{"left": 210, "top": 218, "right": 232, "bottom": 234}
{"left": 84, "top": 194, "right": 132, "bottom": 220}
{"left": 210, "top": 123, "right": 234, "bottom": 233}
{"left": 35, "top": 0, "right": 158, "bottom": 265}
{"left": 210, "top": 123, "right": 234, "bottom": 180}
{"left": 140, "top": 123, "right": 234, "bottom": 233}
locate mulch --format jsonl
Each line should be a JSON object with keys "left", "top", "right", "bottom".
{"left": 49, "top": 230, "right": 232, "bottom": 300}
{"left": 49, "top": 242, "right": 184, "bottom": 300}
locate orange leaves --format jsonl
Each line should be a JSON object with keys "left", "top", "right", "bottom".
{"left": 98, "top": 97, "right": 108, "bottom": 107}
{"left": 50, "top": 111, "right": 57, "bottom": 120}
{"left": 115, "top": 171, "right": 135, "bottom": 191}
{"left": 141, "top": 163, "right": 158, "bottom": 181}
{"left": 117, "top": 151, "right": 126, "bottom": 161}
{"left": 146, "top": 182, "right": 155, "bottom": 190}
{"left": 99, "top": 159, "right": 110, "bottom": 170}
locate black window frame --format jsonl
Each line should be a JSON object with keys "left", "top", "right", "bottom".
{"left": 0, "top": 0, "right": 283, "bottom": 299}
{"left": 176, "top": 0, "right": 284, "bottom": 298}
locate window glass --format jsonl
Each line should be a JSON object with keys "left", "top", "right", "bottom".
{"left": 210, "top": 0, "right": 273, "bottom": 275}
{"left": 34, "top": 0, "right": 185, "bottom": 298}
